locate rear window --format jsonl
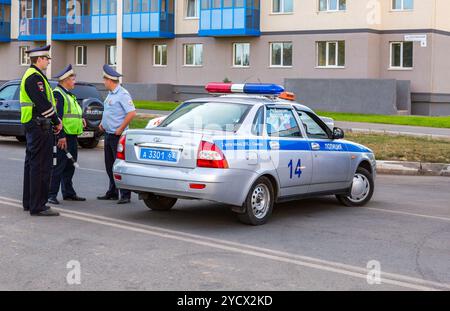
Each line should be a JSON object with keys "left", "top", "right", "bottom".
{"left": 71, "top": 85, "right": 102, "bottom": 101}
{"left": 159, "top": 102, "right": 252, "bottom": 132}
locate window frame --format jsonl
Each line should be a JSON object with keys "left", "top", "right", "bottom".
{"left": 185, "top": 0, "right": 199, "bottom": 19}
{"left": 389, "top": 41, "right": 413, "bottom": 69}
{"left": 19, "top": 46, "right": 30, "bottom": 66}
{"left": 265, "top": 106, "right": 303, "bottom": 138}
{"left": 269, "top": 42, "right": 293, "bottom": 68}
{"left": 233, "top": 42, "right": 250, "bottom": 68}
{"left": 183, "top": 43, "right": 203, "bottom": 67}
{"left": 75, "top": 45, "right": 87, "bottom": 66}
{"left": 391, "top": 0, "right": 414, "bottom": 11}
{"left": 318, "top": 0, "right": 347, "bottom": 12}
{"left": 272, "top": 0, "right": 294, "bottom": 14}
{"left": 153, "top": 44, "right": 168, "bottom": 67}
{"left": 295, "top": 108, "right": 332, "bottom": 140}
{"left": 316, "top": 41, "right": 345, "bottom": 68}
{"left": 105, "top": 45, "right": 117, "bottom": 66}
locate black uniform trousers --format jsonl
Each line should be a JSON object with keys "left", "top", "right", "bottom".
{"left": 22, "top": 121, "right": 53, "bottom": 214}
{"left": 48, "top": 134, "right": 78, "bottom": 200}
{"left": 104, "top": 133, "right": 130, "bottom": 199}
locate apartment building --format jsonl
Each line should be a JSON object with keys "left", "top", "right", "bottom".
{"left": 0, "top": 0, "right": 449, "bottom": 115}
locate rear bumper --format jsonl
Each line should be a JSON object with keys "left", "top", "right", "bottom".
{"left": 113, "top": 160, "right": 258, "bottom": 206}
{"left": 0, "top": 122, "right": 25, "bottom": 136}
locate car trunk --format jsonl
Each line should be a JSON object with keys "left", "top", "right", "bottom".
{"left": 124, "top": 128, "right": 204, "bottom": 169}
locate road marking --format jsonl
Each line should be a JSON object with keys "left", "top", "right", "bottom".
{"left": 0, "top": 196, "right": 449, "bottom": 291}
{"left": 365, "top": 207, "right": 450, "bottom": 223}
{"left": 7, "top": 158, "right": 104, "bottom": 173}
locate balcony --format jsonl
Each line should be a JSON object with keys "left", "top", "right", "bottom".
{"left": 199, "top": 0, "right": 260, "bottom": 37}
{"left": 0, "top": 1, "right": 11, "bottom": 42}
{"left": 52, "top": 0, "right": 116, "bottom": 40}
{"left": 123, "top": 0, "right": 174, "bottom": 39}
{"left": 18, "top": 0, "right": 46, "bottom": 41}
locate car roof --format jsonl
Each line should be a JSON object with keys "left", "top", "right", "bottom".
{"left": 185, "top": 94, "right": 315, "bottom": 113}
{"left": 7, "top": 79, "right": 96, "bottom": 88}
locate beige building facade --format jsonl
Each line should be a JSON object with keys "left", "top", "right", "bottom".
{"left": 0, "top": 0, "right": 449, "bottom": 115}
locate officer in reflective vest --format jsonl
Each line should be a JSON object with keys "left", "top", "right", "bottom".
{"left": 97, "top": 64, "right": 136, "bottom": 204}
{"left": 21, "top": 45, "right": 62, "bottom": 216}
{"left": 48, "top": 64, "right": 87, "bottom": 205}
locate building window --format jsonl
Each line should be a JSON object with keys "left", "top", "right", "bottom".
{"left": 392, "top": 0, "right": 413, "bottom": 11}
{"left": 233, "top": 43, "right": 250, "bottom": 67}
{"left": 184, "top": 44, "right": 203, "bottom": 66}
{"left": 317, "top": 41, "right": 345, "bottom": 67}
{"left": 75, "top": 45, "right": 87, "bottom": 66}
{"left": 106, "top": 45, "right": 117, "bottom": 66}
{"left": 19, "top": 46, "right": 30, "bottom": 66}
{"left": 319, "top": 0, "right": 346, "bottom": 12}
{"left": 154, "top": 44, "right": 168, "bottom": 66}
{"left": 272, "top": 0, "right": 293, "bottom": 13}
{"left": 186, "top": 0, "right": 199, "bottom": 18}
{"left": 390, "top": 42, "right": 413, "bottom": 68}
{"left": 270, "top": 42, "right": 292, "bottom": 67}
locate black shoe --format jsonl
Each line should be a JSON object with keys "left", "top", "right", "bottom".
{"left": 31, "top": 208, "right": 60, "bottom": 217}
{"left": 117, "top": 198, "right": 131, "bottom": 204}
{"left": 64, "top": 195, "right": 86, "bottom": 201}
{"left": 97, "top": 194, "right": 118, "bottom": 200}
{"left": 48, "top": 197, "right": 60, "bottom": 205}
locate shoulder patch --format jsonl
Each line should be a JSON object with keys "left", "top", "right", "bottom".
{"left": 37, "top": 82, "right": 44, "bottom": 92}
{"left": 128, "top": 100, "right": 134, "bottom": 107}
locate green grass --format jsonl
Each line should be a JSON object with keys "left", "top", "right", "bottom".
{"left": 346, "top": 132, "right": 450, "bottom": 163}
{"left": 134, "top": 100, "right": 179, "bottom": 111}
{"left": 133, "top": 101, "right": 450, "bottom": 129}
{"left": 316, "top": 111, "right": 450, "bottom": 129}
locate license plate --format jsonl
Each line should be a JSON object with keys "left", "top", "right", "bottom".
{"left": 139, "top": 148, "right": 178, "bottom": 163}
{"left": 78, "top": 131, "right": 94, "bottom": 138}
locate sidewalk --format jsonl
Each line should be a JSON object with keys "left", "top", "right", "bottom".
{"left": 336, "top": 121, "right": 450, "bottom": 140}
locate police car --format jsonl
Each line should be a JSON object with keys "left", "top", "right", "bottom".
{"left": 113, "top": 83, "right": 376, "bottom": 225}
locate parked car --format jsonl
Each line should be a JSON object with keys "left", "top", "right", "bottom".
{"left": 0, "top": 79, "right": 104, "bottom": 148}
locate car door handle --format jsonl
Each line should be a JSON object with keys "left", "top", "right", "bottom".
{"left": 311, "top": 142, "right": 320, "bottom": 150}
{"left": 269, "top": 141, "right": 280, "bottom": 150}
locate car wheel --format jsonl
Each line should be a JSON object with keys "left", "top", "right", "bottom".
{"left": 78, "top": 138, "right": 99, "bottom": 149}
{"left": 16, "top": 136, "right": 26, "bottom": 143}
{"left": 336, "top": 167, "right": 374, "bottom": 207}
{"left": 237, "top": 176, "right": 274, "bottom": 226}
{"left": 143, "top": 194, "right": 177, "bottom": 211}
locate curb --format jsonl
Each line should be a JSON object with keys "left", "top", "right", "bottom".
{"left": 95, "top": 141, "right": 449, "bottom": 177}
{"left": 376, "top": 161, "right": 450, "bottom": 177}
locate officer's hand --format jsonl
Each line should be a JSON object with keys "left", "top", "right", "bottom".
{"left": 99, "top": 123, "right": 104, "bottom": 132}
{"left": 57, "top": 138, "right": 67, "bottom": 150}
{"left": 82, "top": 118, "right": 87, "bottom": 128}
{"left": 53, "top": 123, "right": 63, "bottom": 135}
{"left": 115, "top": 128, "right": 124, "bottom": 136}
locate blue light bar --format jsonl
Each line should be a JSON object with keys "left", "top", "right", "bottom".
{"left": 205, "top": 83, "right": 285, "bottom": 95}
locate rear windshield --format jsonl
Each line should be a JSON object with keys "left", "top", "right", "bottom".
{"left": 159, "top": 102, "right": 252, "bottom": 132}
{"left": 71, "top": 85, "right": 102, "bottom": 101}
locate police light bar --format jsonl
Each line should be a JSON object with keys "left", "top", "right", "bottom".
{"left": 205, "top": 83, "right": 284, "bottom": 95}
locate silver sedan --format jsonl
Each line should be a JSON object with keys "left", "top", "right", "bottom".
{"left": 113, "top": 95, "right": 376, "bottom": 225}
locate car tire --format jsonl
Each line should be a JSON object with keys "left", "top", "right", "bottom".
{"left": 336, "top": 167, "right": 374, "bottom": 207}
{"left": 16, "top": 136, "right": 26, "bottom": 143}
{"left": 237, "top": 176, "right": 274, "bottom": 226}
{"left": 143, "top": 194, "right": 177, "bottom": 211}
{"left": 78, "top": 138, "right": 99, "bottom": 149}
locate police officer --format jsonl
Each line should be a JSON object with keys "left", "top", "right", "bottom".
{"left": 48, "top": 65, "right": 87, "bottom": 205}
{"left": 97, "top": 65, "right": 136, "bottom": 204}
{"left": 21, "top": 45, "right": 62, "bottom": 216}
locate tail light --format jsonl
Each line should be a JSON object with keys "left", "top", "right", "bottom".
{"left": 117, "top": 135, "right": 126, "bottom": 160}
{"left": 197, "top": 140, "right": 229, "bottom": 169}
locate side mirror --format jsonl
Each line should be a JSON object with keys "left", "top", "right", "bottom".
{"left": 332, "top": 127, "right": 345, "bottom": 140}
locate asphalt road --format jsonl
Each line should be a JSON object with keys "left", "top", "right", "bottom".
{"left": 0, "top": 137, "right": 449, "bottom": 291}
